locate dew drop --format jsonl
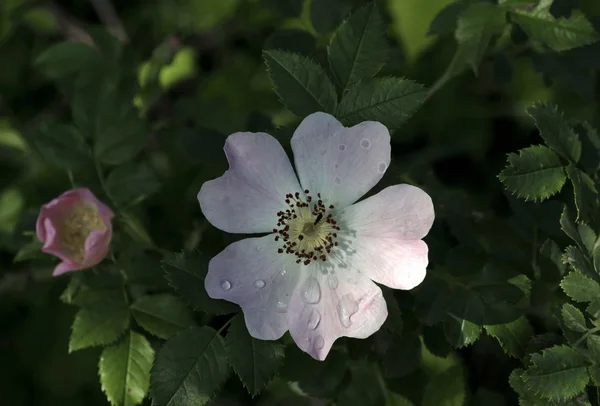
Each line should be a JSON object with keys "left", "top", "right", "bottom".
{"left": 301, "top": 277, "right": 321, "bottom": 304}
{"left": 255, "top": 279, "right": 266, "bottom": 288}
{"left": 338, "top": 294, "right": 359, "bottom": 328}
{"left": 256, "top": 246, "right": 262, "bottom": 252}
{"left": 276, "top": 301, "right": 288, "bottom": 313}
{"left": 221, "top": 280, "right": 232, "bottom": 291}
{"left": 280, "top": 269, "right": 287, "bottom": 276}
{"left": 334, "top": 177, "right": 342, "bottom": 185}
{"left": 314, "top": 335, "right": 325, "bottom": 349}
{"left": 361, "top": 139, "right": 371, "bottom": 149}
{"left": 339, "top": 144, "right": 346, "bottom": 151}
{"left": 308, "top": 309, "right": 321, "bottom": 330}
{"left": 327, "top": 274, "right": 339, "bottom": 290}
{"left": 378, "top": 162, "right": 387, "bottom": 173}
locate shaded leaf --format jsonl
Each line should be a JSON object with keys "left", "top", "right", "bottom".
{"left": 149, "top": 327, "right": 230, "bottom": 406}
{"left": 310, "top": 0, "right": 351, "bottom": 34}
{"left": 130, "top": 294, "right": 194, "bottom": 339}
{"left": 225, "top": 315, "right": 284, "bottom": 396}
{"left": 162, "top": 251, "right": 238, "bottom": 315}
{"left": 327, "top": 2, "right": 388, "bottom": 91}
{"left": 528, "top": 102, "right": 581, "bottom": 163}
{"left": 498, "top": 145, "right": 565, "bottom": 201}
{"left": 99, "top": 331, "right": 154, "bottom": 406}
{"left": 106, "top": 163, "right": 161, "bottom": 207}
{"left": 443, "top": 294, "right": 483, "bottom": 348}
{"left": 484, "top": 315, "right": 534, "bottom": 359}
{"left": 562, "top": 246, "right": 596, "bottom": 281}
{"left": 32, "top": 123, "right": 90, "bottom": 169}
{"left": 336, "top": 77, "right": 426, "bottom": 129}
{"left": 427, "top": 2, "right": 468, "bottom": 36}
{"left": 262, "top": 0, "right": 304, "bottom": 17}
{"left": 263, "top": 50, "right": 338, "bottom": 117}
{"left": 35, "top": 41, "right": 102, "bottom": 79}
{"left": 422, "top": 365, "right": 466, "bottom": 406}
{"left": 560, "top": 271, "right": 600, "bottom": 302}
{"left": 561, "top": 303, "right": 587, "bottom": 332}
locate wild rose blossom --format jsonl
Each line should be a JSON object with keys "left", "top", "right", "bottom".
{"left": 198, "top": 112, "right": 434, "bottom": 360}
{"left": 37, "top": 188, "right": 114, "bottom": 276}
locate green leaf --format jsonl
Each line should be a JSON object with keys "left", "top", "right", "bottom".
{"left": 69, "top": 292, "right": 130, "bottom": 352}
{"left": 527, "top": 102, "right": 581, "bottom": 163}
{"left": 562, "top": 246, "right": 596, "bottom": 281}
{"left": 560, "top": 271, "right": 600, "bottom": 303}
{"left": 225, "top": 315, "right": 284, "bottom": 396}
{"left": 443, "top": 295, "right": 483, "bottom": 348}
{"left": 105, "top": 163, "right": 161, "bottom": 207}
{"left": 587, "top": 335, "right": 600, "bottom": 361}
{"left": 522, "top": 345, "right": 589, "bottom": 401}
{"left": 336, "top": 77, "right": 426, "bottom": 129}
{"left": 561, "top": 303, "right": 587, "bottom": 332}
{"left": 498, "top": 145, "right": 566, "bottom": 201}
{"left": 337, "top": 361, "right": 385, "bottom": 406}
{"left": 35, "top": 41, "right": 103, "bottom": 79}
{"left": 99, "top": 331, "right": 154, "bottom": 406}
{"left": 509, "top": 368, "right": 568, "bottom": 406}
{"left": 560, "top": 206, "right": 589, "bottom": 252}
{"left": 382, "top": 331, "right": 421, "bottom": 378}
{"left": 149, "top": 327, "right": 230, "bottom": 406}
{"left": 578, "top": 224, "right": 596, "bottom": 254}
{"left": 310, "top": 0, "right": 351, "bottom": 34}
{"left": 327, "top": 2, "right": 388, "bottom": 91}
{"left": 427, "top": 2, "right": 468, "bottom": 36}
{"left": 504, "top": 0, "right": 599, "bottom": 52}
{"left": 382, "top": 289, "right": 403, "bottom": 334}
{"left": 422, "top": 365, "right": 466, "bottom": 406}
{"left": 261, "top": 0, "right": 304, "bottom": 17}
{"left": 163, "top": 251, "right": 238, "bottom": 315}
{"left": 32, "top": 123, "right": 90, "bottom": 169}
{"left": 540, "top": 238, "right": 567, "bottom": 276}
{"left": 484, "top": 315, "right": 534, "bottom": 359}
{"left": 455, "top": 2, "right": 507, "bottom": 73}
{"left": 263, "top": 50, "right": 338, "bottom": 117}
{"left": 566, "top": 165, "right": 597, "bottom": 226}
{"left": 130, "top": 294, "right": 194, "bottom": 339}
{"left": 13, "top": 238, "right": 45, "bottom": 263}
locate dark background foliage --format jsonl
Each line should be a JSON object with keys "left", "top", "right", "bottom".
{"left": 2, "top": 0, "right": 600, "bottom": 405}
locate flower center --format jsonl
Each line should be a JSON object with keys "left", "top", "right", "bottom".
{"left": 61, "top": 203, "right": 106, "bottom": 262}
{"left": 273, "top": 190, "right": 340, "bottom": 265}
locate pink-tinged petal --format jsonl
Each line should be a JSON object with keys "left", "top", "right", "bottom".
{"left": 205, "top": 235, "right": 301, "bottom": 340}
{"left": 40, "top": 218, "right": 76, "bottom": 264}
{"left": 53, "top": 261, "right": 81, "bottom": 276}
{"left": 72, "top": 188, "right": 115, "bottom": 221}
{"left": 338, "top": 184, "right": 434, "bottom": 290}
{"left": 198, "top": 132, "right": 303, "bottom": 234}
{"left": 287, "top": 265, "right": 387, "bottom": 360}
{"left": 291, "top": 112, "right": 391, "bottom": 209}
{"left": 81, "top": 228, "right": 112, "bottom": 268}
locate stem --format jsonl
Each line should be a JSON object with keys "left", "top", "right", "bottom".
{"left": 217, "top": 316, "right": 236, "bottom": 335}
{"left": 424, "top": 49, "right": 466, "bottom": 103}
{"left": 574, "top": 326, "right": 600, "bottom": 347}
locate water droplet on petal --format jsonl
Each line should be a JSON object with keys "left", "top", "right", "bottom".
{"left": 301, "top": 277, "right": 321, "bottom": 304}
{"left": 339, "top": 144, "right": 346, "bottom": 151}
{"left": 280, "top": 269, "right": 287, "bottom": 276}
{"left": 256, "top": 246, "right": 262, "bottom": 252}
{"left": 361, "top": 139, "right": 371, "bottom": 149}
{"left": 327, "top": 274, "right": 339, "bottom": 290}
{"left": 255, "top": 279, "right": 265, "bottom": 288}
{"left": 308, "top": 309, "right": 321, "bottom": 330}
{"left": 338, "top": 294, "right": 359, "bottom": 328}
{"left": 221, "top": 280, "right": 231, "bottom": 291}
{"left": 334, "top": 177, "right": 342, "bottom": 185}
{"left": 314, "top": 335, "right": 325, "bottom": 349}
{"left": 276, "top": 301, "right": 288, "bottom": 313}
{"left": 378, "top": 162, "right": 387, "bottom": 173}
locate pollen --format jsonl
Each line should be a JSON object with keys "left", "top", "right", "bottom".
{"left": 274, "top": 190, "right": 340, "bottom": 265}
{"left": 60, "top": 203, "right": 106, "bottom": 262}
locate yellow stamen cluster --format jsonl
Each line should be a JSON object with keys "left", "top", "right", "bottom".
{"left": 61, "top": 203, "right": 106, "bottom": 262}
{"left": 273, "top": 190, "right": 340, "bottom": 265}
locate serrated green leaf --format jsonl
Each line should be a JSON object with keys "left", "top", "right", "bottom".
{"left": 560, "top": 206, "right": 591, "bottom": 254}
{"left": 455, "top": 2, "right": 507, "bottom": 73}
{"left": 562, "top": 246, "right": 596, "bottom": 280}
{"left": 443, "top": 295, "right": 483, "bottom": 348}
{"left": 99, "top": 331, "right": 154, "bottom": 406}
{"left": 587, "top": 299, "right": 600, "bottom": 318}
{"left": 263, "top": 50, "right": 338, "bottom": 117}
{"left": 162, "top": 251, "right": 238, "bottom": 315}
{"left": 540, "top": 238, "right": 567, "bottom": 276}
{"left": 561, "top": 271, "right": 600, "bottom": 302}
{"left": 594, "top": 237, "right": 600, "bottom": 275}
{"left": 561, "top": 303, "right": 587, "bottom": 332}
{"left": 225, "top": 315, "right": 284, "bottom": 396}
{"left": 149, "top": 326, "right": 230, "bottom": 406}
{"left": 509, "top": 368, "right": 566, "bottom": 406}
{"left": 528, "top": 102, "right": 581, "bottom": 163}
{"left": 588, "top": 366, "right": 600, "bottom": 387}
{"left": 13, "top": 238, "right": 45, "bottom": 263}
{"left": 327, "top": 2, "right": 388, "bottom": 91}
{"left": 427, "top": 2, "right": 467, "bottom": 36}
{"left": 69, "top": 293, "right": 130, "bottom": 352}
{"left": 106, "top": 163, "right": 161, "bottom": 208}
{"left": 35, "top": 41, "right": 103, "bottom": 79}
{"left": 504, "top": 0, "right": 599, "bottom": 52}
{"left": 522, "top": 345, "right": 589, "bottom": 401}
{"left": 485, "top": 315, "right": 534, "bottom": 359}
{"left": 130, "top": 294, "right": 194, "bottom": 339}
{"left": 422, "top": 365, "right": 466, "bottom": 406}
{"left": 498, "top": 145, "right": 565, "bottom": 201}
{"left": 310, "top": 0, "right": 351, "bottom": 34}
{"left": 33, "top": 123, "right": 91, "bottom": 169}
{"left": 587, "top": 335, "right": 600, "bottom": 361}
{"left": 336, "top": 77, "right": 426, "bottom": 129}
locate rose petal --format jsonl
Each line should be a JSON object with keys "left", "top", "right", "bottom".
{"left": 205, "top": 235, "right": 301, "bottom": 340}
{"left": 81, "top": 228, "right": 112, "bottom": 268}
{"left": 198, "top": 132, "right": 302, "bottom": 234}
{"left": 53, "top": 261, "right": 80, "bottom": 276}
{"left": 291, "top": 112, "right": 390, "bottom": 209}
{"left": 287, "top": 264, "right": 387, "bottom": 360}
{"left": 337, "top": 184, "right": 434, "bottom": 290}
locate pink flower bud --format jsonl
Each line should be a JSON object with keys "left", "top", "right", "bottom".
{"left": 36, "top": 188, "right": 114, "bottom": 276}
